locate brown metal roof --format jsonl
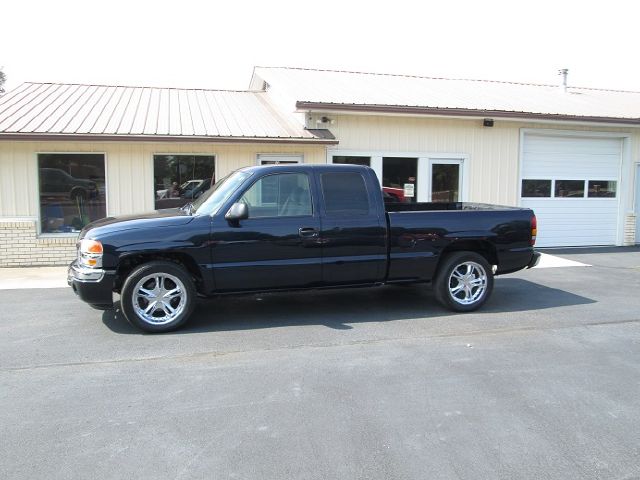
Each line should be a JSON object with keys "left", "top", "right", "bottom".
{"left": 253, "top": 67, "right": 640, "bottom": 124}
{"left": 0, "top": 82, "right": 337, "bottom": 143}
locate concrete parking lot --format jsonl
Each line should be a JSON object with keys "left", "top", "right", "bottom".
{"left": 1, "top": 247, "right": 640, "bottom": 480}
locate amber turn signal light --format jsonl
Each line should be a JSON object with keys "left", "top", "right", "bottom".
{"left": 81, "top": 239, "right": 103, "bottom": 254}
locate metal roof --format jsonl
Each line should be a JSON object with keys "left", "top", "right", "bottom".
{"left": 0, "top": 82, "right": 335, "bottom": 143}
{"left": 253, "top": 67, "right": 640, "bottom": 124}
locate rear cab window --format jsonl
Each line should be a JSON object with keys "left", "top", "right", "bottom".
{"left": 320, "top": 172, "right": 371, "bottom": 216}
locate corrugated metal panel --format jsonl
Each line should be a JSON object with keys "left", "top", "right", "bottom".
{"left": 254, "top": 67, "right": 640, "bottom": 122}
{"left": 0, "top": 82, "right": 328, "bottom": 141}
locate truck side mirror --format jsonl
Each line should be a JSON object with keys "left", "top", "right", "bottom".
{"left": 225, "top": 202, "right": 249, "bottom": 225}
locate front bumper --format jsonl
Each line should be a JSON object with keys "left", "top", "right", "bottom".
{"left": 67, "top": 261, "right": 116, "bottom": 307}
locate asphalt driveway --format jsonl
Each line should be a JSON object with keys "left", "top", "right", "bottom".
{"left": 1, "top": 247, "right": 639, "bottom": 479}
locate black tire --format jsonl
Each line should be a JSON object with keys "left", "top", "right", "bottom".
{"left": 434, "top": 251, "right": 494, "bottom": 312}
{"left": 120, "top": 261, "right": 196, "bottom": 333}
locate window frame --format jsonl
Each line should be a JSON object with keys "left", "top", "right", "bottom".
{"left": 328, "top": 150, "right": 469, "bottom": 203}
{"left": 36, "top": 151, "right": 108, "bottom": 237}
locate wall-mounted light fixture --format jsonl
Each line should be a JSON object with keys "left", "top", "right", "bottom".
{"left": 483, "top": 118, "right": 494, "bottom": 127}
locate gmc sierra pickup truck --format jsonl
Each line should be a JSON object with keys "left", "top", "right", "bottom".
{"left": 68, "top": 164, "right": 540, "bottom": 333}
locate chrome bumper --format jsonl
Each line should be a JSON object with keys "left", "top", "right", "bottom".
{"left": 67, "top": 262, "right": 105, "bottom": 283}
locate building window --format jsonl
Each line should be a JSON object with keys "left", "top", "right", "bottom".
{"left": 333, "top": 156, "right": 371, "bottom": 166}
{"left": 588, "top": 180, "right": 617, "bottom": 198}
{"left": 257, "top": 154, "right": 302, "bottom": 165}
{"left": 555, "top": 180, "right": 585, "bottom": 198}
{"left": 154, "top": 155, "right": 215, "bottom": 209}
{"left": 521, "top": 179, "right": 552, "bottom": 198}
{"left": 38, "top": 153, "right": 106, "bottom": 234}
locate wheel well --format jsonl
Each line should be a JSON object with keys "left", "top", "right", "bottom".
{"left": 437, "top": 240, "right": 498, "bottom": 272}
{"left": 114, "top": 252, "right": 203, "bottom": 293}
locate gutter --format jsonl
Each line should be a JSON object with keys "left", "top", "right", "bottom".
{"left": 296, "top": 102, "right": 640, "bottom": 126}
{"left": 0, "top": 133, "right": 339, "bottom": 145}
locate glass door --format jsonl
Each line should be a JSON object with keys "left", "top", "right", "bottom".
{"left": 382, "top": 157, "right": 418, "bottom": 203}
{"left": 430, "top": 159, "right": 462, "bottom": 203}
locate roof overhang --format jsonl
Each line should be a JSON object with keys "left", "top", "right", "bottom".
{"left": 0, "top": 133, "right": 339, "bottom": 145}
{"left": 296, "top": 101, "right": 640, "bottom": 126}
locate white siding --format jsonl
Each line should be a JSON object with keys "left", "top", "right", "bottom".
{"left": 328, "top": 114, "right": 640, "bottom": 209}
{"left": 0, "top": 141, "right": 326, "bottom": 220}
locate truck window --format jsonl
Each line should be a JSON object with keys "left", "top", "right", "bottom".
{"left": 240, "top": 173, "right": 312, "bottom": 218}
{"left": 321, "top": 172, "right": 370, "bottom": 215}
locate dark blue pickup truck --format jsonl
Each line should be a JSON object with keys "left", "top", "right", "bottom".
{"left": 68, "top": 164, "right": 540, "bottom": 332}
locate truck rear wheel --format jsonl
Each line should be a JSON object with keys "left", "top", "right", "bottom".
{"left": 434, "top": 251, "right": 493, "bottom": 312}
{"left": 121, "top": 261, "right": 196, "bottom": 333}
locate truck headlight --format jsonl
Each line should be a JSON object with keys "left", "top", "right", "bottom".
{"left": 79, "top": 239, "right": 103, "bottom": 268}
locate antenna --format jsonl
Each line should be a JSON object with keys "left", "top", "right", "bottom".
{"left": 558, "top": 68, "right": 569, "bottom": 93}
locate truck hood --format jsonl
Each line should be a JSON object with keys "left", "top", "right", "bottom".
{"left": 81, "top": 209, "right": 195, "bottom": 239}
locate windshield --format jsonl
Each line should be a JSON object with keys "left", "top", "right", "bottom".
{"left": 192, "top": 171, "right": 251, "bottom": 216}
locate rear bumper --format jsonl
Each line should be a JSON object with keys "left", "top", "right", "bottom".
{"left": 67, "top": 261, "right": 115, "bottom": 307}
{"left": 527, "top": 251, "right": 541, "bottom": 269}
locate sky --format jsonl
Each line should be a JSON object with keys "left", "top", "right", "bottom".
{"left": 2, "top": 0, "right": 639, "bottom": 93}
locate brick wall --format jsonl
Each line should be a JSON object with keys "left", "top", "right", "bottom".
{"left": 0, "top": 220, "right": 76, "bottom": 267}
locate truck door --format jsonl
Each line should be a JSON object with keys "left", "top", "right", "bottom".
{"left": 317, "top": 169, "right": 387, "bottom": 285}
{"left": 210, "top": 171, "right": 323, "bottom": 292}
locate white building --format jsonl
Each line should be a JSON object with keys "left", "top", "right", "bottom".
{"left": 1, "top": 67, "right": 639, "bottom": 266}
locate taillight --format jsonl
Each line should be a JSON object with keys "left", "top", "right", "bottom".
{"left": 530, "top": 215, "right": 537, "bottom": 246}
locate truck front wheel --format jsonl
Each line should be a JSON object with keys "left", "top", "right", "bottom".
{"left": 434, "top": 252, "right": 494, "bottom": 312}
{"left": 121, "top": 261, "right": 196, "bottom": 333}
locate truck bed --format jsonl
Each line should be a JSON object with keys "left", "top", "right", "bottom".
{"left": 385, "top": 202, "right": 535, "bottom": 282}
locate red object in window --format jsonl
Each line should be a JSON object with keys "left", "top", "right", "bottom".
{"left": 382, "top": 187, "right": 406, "bottom": 202}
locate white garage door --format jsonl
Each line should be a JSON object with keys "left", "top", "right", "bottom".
{"left": 520, "top": 134, "right": 621, "bottom": 247}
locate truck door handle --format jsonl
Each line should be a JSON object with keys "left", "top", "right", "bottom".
{"left": 299, "top": 227, "right": 319, "bottom": 238}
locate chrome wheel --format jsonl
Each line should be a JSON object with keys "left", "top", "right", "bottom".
{"left": 448, "top": 261, "right": 488, "bottom": 305}
{"left": 132, "top": 273, "right": 187, "bottom": 325}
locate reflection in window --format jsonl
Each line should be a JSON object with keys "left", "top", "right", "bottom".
{"left": 240, "top": 173, "right": 312, "bottom": 218}
{"left": 521, "top": 179, "right": 552, "bottom": 198}
{"left": 432, "top": 163, "right": 460, "bottom": 202}
{"left": 38, "top": 154, "right": 106, "bottom": 234}
{"left": 383, "top": 157, "right": 417, "bottom": 203}
{"left": 154, "top": 155, "right": 215, "bottom": 209}
{"left": 333, "top": 156, "right": 371, "bottom": 167}
{"left": 555, "top": 180, "right": 585, "bottom": 198}
{"left": 588, "top": 180, "right": 617, "bottom": 198}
